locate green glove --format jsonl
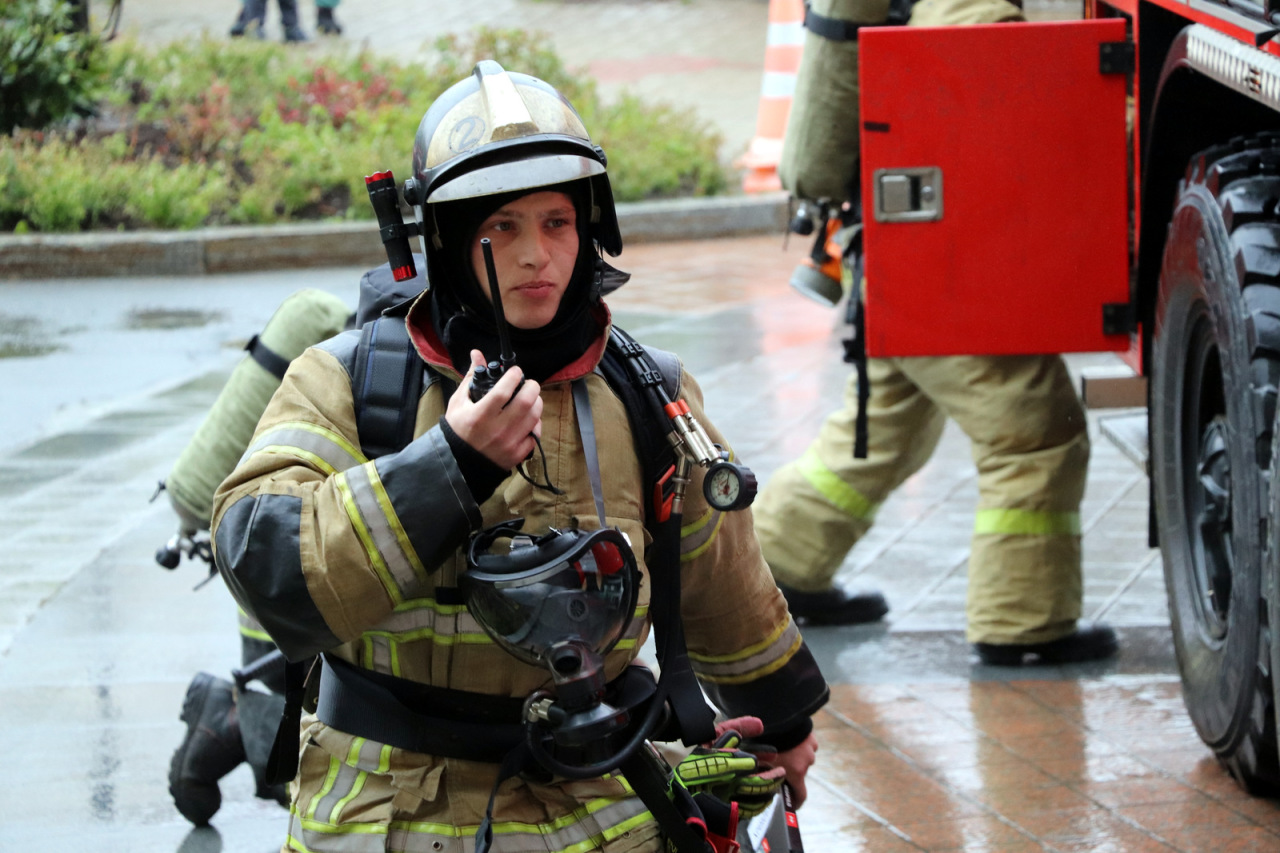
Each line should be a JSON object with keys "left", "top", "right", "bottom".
{"left": 673, "top": 728, "right": 787, "bottom": 818}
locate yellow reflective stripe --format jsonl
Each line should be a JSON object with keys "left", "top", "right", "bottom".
{"left": 237, "top": 623, "right": 273, "bottom": 642}
{"left": 294, "top": 815, "right": 387, "bottom": 852}
{"left": 690, "top": 620, "right": 804, "bottom": 685}
{"left": 355, "top": 600, "right": 650, "bottom": 666}
{"left": 690, "top": 617, "right": 789, "bottom": 665}
{"left": 237, "top": 608, "right": 272, "bottom": 642}
{"left": 390, "top": 793, "right": 648, "bottom": 853}
{"left": 973, "top": 508, "right": 1081, "bottom": 536}
{"left": 796, "top": 447, "right": 878, "bottom": 520}
{"left": 258, "top": 446, "right": 341, "bottom": 476}
{"left": 361, "top": 627, "right": 493, "bottom": 647}
{"left": 344, "top": 462, "right": 426, "bottom": 595}
{"left": 330, "top": 771, "right": 367, "bottom": 825}
{"left": 242, "top": 421, "right": 366, "bottom": 473}
{"left": 367, "top": 463, "right": 427, "bottom": 576}
{"left": 306, "top": 753, "right": 344, "bottom": 821}
{"left": 335, "top": 471, "right": 402, "bottom": 606}
{"left": 680, "top": 506, "right": 725, "bottom": 562}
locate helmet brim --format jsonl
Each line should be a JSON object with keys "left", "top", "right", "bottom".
{"left": 426, "top": 154, "right": 607, "bottom": 204}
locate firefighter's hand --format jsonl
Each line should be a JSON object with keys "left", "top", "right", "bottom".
{"left": 674, "top": 717, "right": 786, "bottom": 818}
{"left": 445, "top": 350, "right": 542, "bottom": 470}
{"left": 753, "top": 732, "right": 817, "bottom": 808}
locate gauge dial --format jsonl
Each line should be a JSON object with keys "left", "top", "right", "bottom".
{"left": 703, "top": 460, "right": 758, "bottom": 511}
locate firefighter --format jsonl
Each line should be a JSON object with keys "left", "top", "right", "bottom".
{"left": 211, "top": 61, "right": 828, "bottom": 853}
{"left": 754, "top": 0, "right": 1118, "bottom": 666}
{"left": 229, "top": 0, "right": 308, "bottom": 41}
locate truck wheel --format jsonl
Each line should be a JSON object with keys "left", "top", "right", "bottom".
{"left": 1152, "top": 136, "right": 1280, "bottom": 795}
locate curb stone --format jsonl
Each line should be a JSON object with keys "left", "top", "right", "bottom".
{"left": 0, "top": 193, "right": 790, "bottom": 280}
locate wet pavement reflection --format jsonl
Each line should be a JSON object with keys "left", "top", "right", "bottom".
{"left": 0, "top": 235, "right": 1277, "bottom": 850}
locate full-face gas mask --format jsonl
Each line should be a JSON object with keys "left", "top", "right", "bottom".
{"left": 461, "top": 519, "right": 641, "bottom": 765}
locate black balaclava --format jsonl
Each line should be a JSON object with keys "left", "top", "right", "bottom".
{"left": 429, "top": 180, "right": 602, "bottom": 383}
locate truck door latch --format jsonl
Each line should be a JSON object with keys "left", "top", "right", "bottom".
{"left": 872, "top": 167, "right": 943, "bottom": 223}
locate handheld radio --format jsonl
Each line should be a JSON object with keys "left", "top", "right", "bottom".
{"left": 469, "top": 238, "right": 519, "bottom": 402}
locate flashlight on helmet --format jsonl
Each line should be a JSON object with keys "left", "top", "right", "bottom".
{"left": 365, "top": 170, "right": 421, "bottom": 282}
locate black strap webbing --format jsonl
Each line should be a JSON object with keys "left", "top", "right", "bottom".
{"left": 265, "top": 658, "right": 313, "bottom": 785}
{"left": 352, "top": 317, "right": 423, "bottom": 460}
{"left": 314, "top": 654, "right": 525, "bottom": 762}
{"left": 619, "top": 748, "right": 712, "bottom": 853}
{"left": 572, "top": 378, "right": 608, "bottom": 527}
{"left": 804, "top": 5, "right": 868, "bottom": 41}
{"left": 245, "top": 334, "right": 292, "bottom": 381}
{"left": 602, "top": 329, "right": 716, "bottom": 747}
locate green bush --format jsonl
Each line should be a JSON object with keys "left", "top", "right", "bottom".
{"left": 0, "top": 26, "right": 730, "bottom": 233}
{"left": 0, "top": 0, "right": 107, "bottom": 134}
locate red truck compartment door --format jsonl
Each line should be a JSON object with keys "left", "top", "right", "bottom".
{"left": 859, "top": 18, "right": 1130, "bottom": 357}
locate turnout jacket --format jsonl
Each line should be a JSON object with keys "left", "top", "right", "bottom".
{"left": 211, "top": 293, "right": 828, "bottom": 853}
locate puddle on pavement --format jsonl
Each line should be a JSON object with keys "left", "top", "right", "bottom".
{"left": 0, "top": 313, "right": 67, "bottom": 358}
{"left": 0, "top": 462, "right": 79, "bottom": 498}
{"left": 155, "top": 369, "right": 233, "bottom": 406}
{"left": 15, "top": 430, "right": 142, "bottom": 461}
{"left": 124, "top": 307, "right": 225, "bottom": 330}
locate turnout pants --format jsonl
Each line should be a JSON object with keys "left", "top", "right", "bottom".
{"left": 754, "top": 354, "right": 1090, "bottom": 645}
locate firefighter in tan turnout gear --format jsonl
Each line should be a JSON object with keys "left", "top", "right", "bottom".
{"left": 211, "top": 61, "right": 827, "bottom": 853}
{"left": 754, "top": 0, "right": 1118, "bottom": 665}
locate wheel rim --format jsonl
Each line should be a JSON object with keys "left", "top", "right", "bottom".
{"left": 1183, "top": 310, "right": 1232, "bottom": 641}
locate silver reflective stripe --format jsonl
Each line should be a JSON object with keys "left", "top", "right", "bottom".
{"left": 338, "top": 461, "right": 426, "bottom": 602}
{"left": 360, "top": 599, "right": 650, "bottom": 665}
{"left": 311, "top": 761, "right": 364, "bottom": 826}
{"left": 291, "top": 818, "right": 388, "bottom": 853}
{"left": 679, "top": 507, "right": 724, "bottom": 561}
{"left": 241, "top": 422, "right": 366, "bottom": 474}
{"left": 366, "top": 634, "right": 394, "bottom": 674}
{"left": 365, "top": 600, "right": 491, "bottom": 651}
{"left": 308, "top": 739, "right": 389, "bottom": 825}
{"left": 690, "top": 619, "right": 803, "bottom": 685}
{"left": 389, "top": 794, "right": 652, "bottom": 853}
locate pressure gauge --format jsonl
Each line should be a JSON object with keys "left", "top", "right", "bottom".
{"left": 703, "top": 460, "right": 758, "bottom": 512}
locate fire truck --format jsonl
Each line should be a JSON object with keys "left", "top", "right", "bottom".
{"left": 849, "top": 0, "right": 1280, "bottom": 793}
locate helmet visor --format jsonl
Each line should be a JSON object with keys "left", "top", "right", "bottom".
{"left": 427, "top": 154, "right": 606, "bottom": 204}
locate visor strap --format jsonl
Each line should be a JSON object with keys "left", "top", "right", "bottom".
{"left": 572, "top": 378, "right": 607, "bottom": 527}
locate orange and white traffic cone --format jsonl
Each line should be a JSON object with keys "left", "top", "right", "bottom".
{"left": 739, "top": 0, "right": 805, "bottom": 194}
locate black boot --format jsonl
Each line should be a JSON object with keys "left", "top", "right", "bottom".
{"left": 316, "top": 6, "right": 342, "bottom": 35}
{"left": 230, "top": 0, "right": 267, "bottom": 38}
{"left": 237, "top": 688, "right": 291, "bottom": 807}
{"left": 279, "top": 0, "right": 308, "bottom": 41}
{"left": 169, "top": 673, "right": 247, "bottom": 826}
{"left": 777, "top": 583, "right": 889, "bottom": 626}
{"left": 229, "top": 5, "right": 248, "bottom": 36}
{"left": 974, "top": 622, "right": 1119, "bottom": 666}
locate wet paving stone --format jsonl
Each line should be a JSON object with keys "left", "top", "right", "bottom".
{"left": 14, "top": 430, "right": 143, "bottom": 461}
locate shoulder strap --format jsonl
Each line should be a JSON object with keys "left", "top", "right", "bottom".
{"left": 351, "top": 316, "right": 426, "bottom": 460}
{"left": 600, "top": 327, "right": 716, "bottom": 747}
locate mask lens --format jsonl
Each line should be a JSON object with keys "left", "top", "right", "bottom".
{"left": 462, "top": 526, "right": 638, "bottom": 670}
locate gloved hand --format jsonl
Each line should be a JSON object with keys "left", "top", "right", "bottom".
{"left": 673, "top": 716, "right": 786, "bottom": 818}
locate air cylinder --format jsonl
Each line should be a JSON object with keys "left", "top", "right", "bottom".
{"left": 164, "top": 289, "right": 352, "bottom": 531}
